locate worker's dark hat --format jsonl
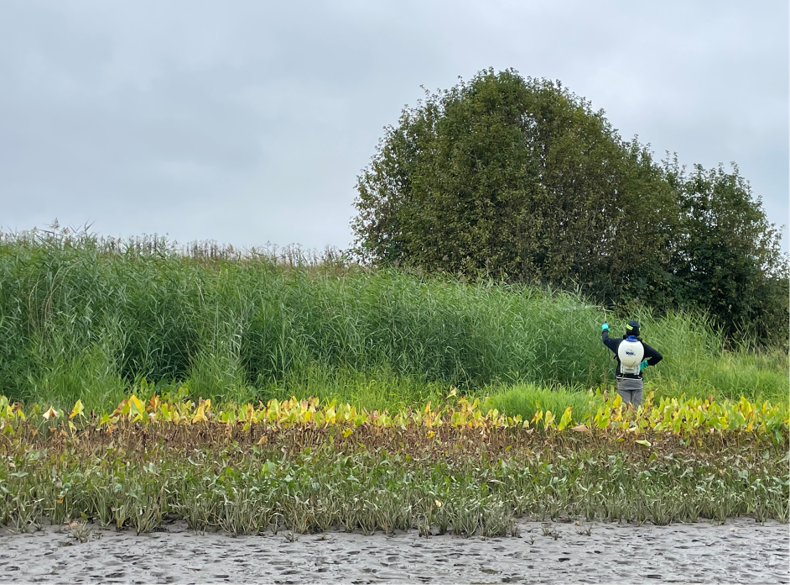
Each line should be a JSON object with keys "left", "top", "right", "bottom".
{"left": 625, "top": 320, "right": 640, "bottom": 338}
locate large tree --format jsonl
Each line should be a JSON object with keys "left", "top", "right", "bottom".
{"left": 352, "top": 69, "right": 788, "bottom": 345}
{"left": 352, "top": 69, "right": 678, "bottom": 305}
{"left": 664, "top": 160, "right": 788, "bottom": 345}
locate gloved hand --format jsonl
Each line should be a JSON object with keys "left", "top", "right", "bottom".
{"left": 601, "top": 322, "right": 609, "bottom": 331}
{"left": 640, "top": 359, "right": 648, "bottom": 370}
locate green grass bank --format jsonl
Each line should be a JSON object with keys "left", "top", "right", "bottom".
{"left": 1, "top": 230, "right": 787, "bottom": 414}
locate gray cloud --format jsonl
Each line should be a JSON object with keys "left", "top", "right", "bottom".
{"left": 1, "top": 0, "right": 787, "bottom": 251}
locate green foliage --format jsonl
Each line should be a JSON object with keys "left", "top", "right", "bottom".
{"left": 1, "top": 442, "right": 787, "bottom": 534}
{"left": 352, "top": 69, "right": 788, "bottom": 345}
{"left": 664, "top": 160, "right": 789, "bottom": 346}
{"left": 0, "top": 228, "right": 786, "bottom": 412}
{"left": 483, "top": 383, "right": 601, "bottom": 424}
{"left": 353, "top": 68, "right": 677, "bottom": 304}
{"left": 650, "top": 348, "right": 790, "bottom": 403}
{"left": 262, "top": 364, "right": 450, "bottom": 413}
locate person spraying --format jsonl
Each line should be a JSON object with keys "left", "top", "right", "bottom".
{"left": 601, "top": 320, "right": 662, "bottom": 406}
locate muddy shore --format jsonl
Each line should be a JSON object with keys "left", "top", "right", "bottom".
{"left": 1, "top": 517, "right": 787, "bottom": 584}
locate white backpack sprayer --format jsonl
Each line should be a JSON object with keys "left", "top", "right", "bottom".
{"left": 617, "top": 336, "right": 644, "bottom": 375}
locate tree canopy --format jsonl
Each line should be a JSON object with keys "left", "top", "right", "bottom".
{"left": 663, "top": 160, "right": 788, "bottom": 344}
{"left": 352, "top": 69, "right": 788, "bottom": 346}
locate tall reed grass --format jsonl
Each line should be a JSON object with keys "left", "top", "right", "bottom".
{"left": 1, "top": 228, "right": 786, "bottom": 411}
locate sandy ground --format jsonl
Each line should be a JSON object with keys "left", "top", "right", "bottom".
{"left": 0, "top": 517, "right": 787, "bottom": 584}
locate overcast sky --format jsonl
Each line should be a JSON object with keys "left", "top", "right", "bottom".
{"left": 1, "top": 0, "right": 788, "bottom": 252}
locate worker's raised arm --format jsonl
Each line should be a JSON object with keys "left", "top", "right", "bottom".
{"left": 601, "top": 322, "right": 619, "bottom": 353}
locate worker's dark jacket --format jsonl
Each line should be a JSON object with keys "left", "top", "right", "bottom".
{"left": 602, "top": 330, "right": 663, "bottom": 379}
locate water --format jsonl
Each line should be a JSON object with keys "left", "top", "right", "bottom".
{"left": 1, "top": 517, "right": 787, "bottom": 583}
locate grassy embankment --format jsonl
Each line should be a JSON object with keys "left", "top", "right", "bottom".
{"left": 0, "top": 230, "right": 787, "bottom": 418}
{"left": 0, "top": 231, "right": 787, "bottom": 537}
